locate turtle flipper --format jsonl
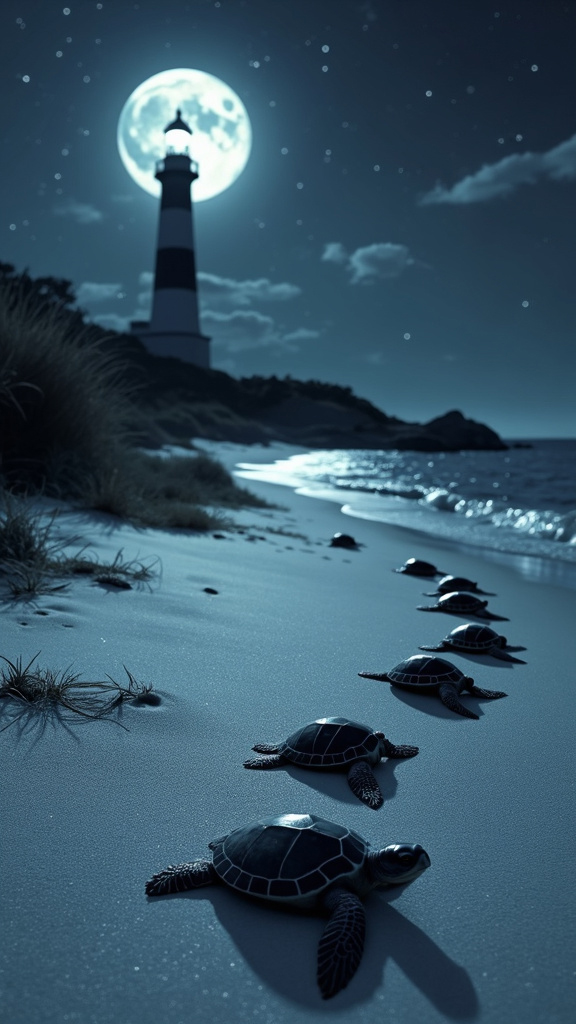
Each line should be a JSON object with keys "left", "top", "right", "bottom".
{"left": 358, "top": 671, "right": 391, "bottom": 681}
{"left": 489, "top": 647, "right": 526, "bottom": 664}
{"left": 317, "top": 887, "right": 366, "bottom": 999}
{"left": 243, "top": 754, "right": 286, "bottom": 769}
{"left": 479, "top": 610, "right": 509, "bottom": 621}
{"left": 145, "top": 859, "right": 216, "bottom": 896}
{"left": 438, "top": 682, "right": 479, "bottom": 719}
{"left": 347, "top": 762, "right": 383, "bottom": 809}
{"left": 252, "top": 742, "right": 282, "bottom": 753}
{"left": 382, "top": 738, "right": 419, "bottom": 759}
{"left": 466, "top": 684, "right": 508, "bottom": 700}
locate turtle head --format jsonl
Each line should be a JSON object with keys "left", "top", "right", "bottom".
{"left": 369, "top": 844, "right": 431, "bottom": 888}
{"left": 373, "top": 731, "right": 390, "bottom": 757}
{"left": 495, "top": 635, "right": 507, "bottom": 648}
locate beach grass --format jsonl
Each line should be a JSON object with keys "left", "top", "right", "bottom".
{"left": 0, "top": 496, "right": 160, "bottom": 599}
{"left": 0, "top": 282, "right": 268, "bottom": 529}
{"left": 0, "top": 653, "right": 158, "bottom": 731}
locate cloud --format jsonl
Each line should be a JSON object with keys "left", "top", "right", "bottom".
{"left": 197, "top": 272, "right": 301, "bottom": 307}
{"left": 202, "top": 309, "right": 281, "bottom": 352}
{"left": 76, "top": 282, "right": 124, "bottom": 305}
{"left": 53, "top": 199, "right": 103, "bottom": 224}
{"left": 133, "top": 270, "right": 301, "bottom": 315}
{"left": 203, "top": 310, "right": 318, "bottom": 353}
{"left": 321, "top": 242, "right": 348, "bottom": 265}
{"left": 135, "top": 271, "right": 154, "bottom": 311}
{"left": 322, "top": 241, "right": 415, "bottom": 283}
{"left": 281, "top": 327, "right": 320, "bottom": 343}
{"left": 90, "top": 312, "right": 131, "bottom": 332}
{"left": 85, "top": 269, "right": 315, "bottom": 352}
{"left": 348, "top": 243, "right": 414, "bottom": 283}
{"left": 420, "top": 131, "right": 576, "bottom": 205}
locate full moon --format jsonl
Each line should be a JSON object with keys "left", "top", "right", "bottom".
{"left": 117, "top": 68, "right": 252, "bottom": 202}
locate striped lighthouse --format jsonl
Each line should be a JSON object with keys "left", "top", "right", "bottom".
{"left": 133, "top": 109, "right": 210, "bottom": 366}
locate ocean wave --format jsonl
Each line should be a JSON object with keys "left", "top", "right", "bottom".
{"left": 418, "top": 487, "right": 576, "bottom": 544}
{"left": 235, "top": 441, "right": 576, "bottom": 566}
{"left": 331, "top": 480, "right": 576, "bottom": 546}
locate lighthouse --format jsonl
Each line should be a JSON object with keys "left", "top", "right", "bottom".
{"left": 132, "top": 109, "right": 210, "bottom": 367}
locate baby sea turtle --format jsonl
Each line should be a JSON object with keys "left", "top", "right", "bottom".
{"left": 420, "top": 623, "right": 526, "bottom": 663}
{"left": 359, "top": 655, "right": 507, "bottom": 719}
{"left": 330, "top": 533, "right": 360, "bottom": 549}
{"left": 417, "top": 591, "right": 509, "bottom": 621}
{"left": 243, "top": 717, "right": 419, "bottom": 809}
{"left": 145, "top": 812, "right": 431, "bottom": 1000}
{"left": 393, "top": 557, "right": 445, "bottom": 577}
{"left": 424, "top": 575, "right": 496, "bottom": 597}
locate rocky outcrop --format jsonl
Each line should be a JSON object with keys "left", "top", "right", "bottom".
{"left": 420, "top": 410, "right": 507, "bottom": 451}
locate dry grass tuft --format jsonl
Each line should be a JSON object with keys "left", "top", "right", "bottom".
{"left": 0, "top": 498, "right": 159, "bottom": 600}
{"left": 0, "top": 654, "right": 159, "bottom": 731}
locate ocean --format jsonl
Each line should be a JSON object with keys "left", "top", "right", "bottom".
{"left": 236, "top": 439, "right": 576, "bottom": 592}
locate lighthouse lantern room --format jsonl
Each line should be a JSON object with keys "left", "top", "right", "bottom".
{"left": 131, "top": 109, "right": 211, "bottom": 367}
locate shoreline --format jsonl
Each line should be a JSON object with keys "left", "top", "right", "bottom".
{"left": 209, "top": 441, "right": 576, "bottom": 593}
{"left": 2, "top": 441, "right": 575, "bottom": 1023}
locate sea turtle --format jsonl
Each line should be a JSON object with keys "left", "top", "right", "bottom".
{"left": 393, "top": 557, "right": 445, "bottom": 577}
{"left": 145, "top": 811, "right": 431, "bottom": 999}
{"left": 243, "top": 717, "right": 419, "bottom": 809}
{"left": 420, "top": 623, "right": 526, "bottom": 663}
{"left": 417, "top": 591, "right": 509, "bottom": 621}
{"left": 424, "top": 575, "right": 496, "bottom": 597}
{"left": 330, "top": 533, "right": 360, "bottom": 549}
{"left": 359, "top": 655, "right": 507, "bottom": 719}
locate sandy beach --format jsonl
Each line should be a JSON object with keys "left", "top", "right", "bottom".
{"left": 1, "top": 441, "right": 575, "bottom": 1024}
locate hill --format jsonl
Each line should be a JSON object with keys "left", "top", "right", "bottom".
{"left": 115, "top": 334, "right": 507, "bottom": 452}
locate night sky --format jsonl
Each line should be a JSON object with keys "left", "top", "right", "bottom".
{"left": 2, "top": 0, "right": 575, "bottom": 438}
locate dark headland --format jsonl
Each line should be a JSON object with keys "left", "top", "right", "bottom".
{"left": 117, "top": 334, "right": 507, "bottom": 452}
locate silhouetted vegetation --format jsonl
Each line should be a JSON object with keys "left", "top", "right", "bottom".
{"left": 0, "top": 268, "right": 267, "bottom": 527}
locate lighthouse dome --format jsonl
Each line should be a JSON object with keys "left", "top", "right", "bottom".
{"left": 164, "top": 108, "right": 192, "bottom": 134}
{"left": 164, "top": 108, "right": 193, "bottom": 155}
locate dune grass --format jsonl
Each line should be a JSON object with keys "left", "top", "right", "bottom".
{"left": 0, "top": 281, "right": 267, "bottom": 528}
{"left": 0, "top": 654, "right": 159, "bottom": 732}
{"left": 0, "top": 496, "right": 160, "bottom": 599}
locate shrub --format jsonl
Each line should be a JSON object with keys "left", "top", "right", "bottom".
{"left": 0, "top": 279, "right": 266, "bottom": 527}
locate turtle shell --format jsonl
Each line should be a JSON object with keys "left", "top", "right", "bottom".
{"left": 387, "top": 655, "right": 466, "bottom": 691}
{"left": 435, "top": 575, "right": 480, "bottom": 594}
{"left": 330, "top": 533, "right": 359, "bottom": 549}
{"left": 444, "top": 624, "right": 506, "bottom": 651}
{"left": 210, "top": 813, "right": 367, "bottom": 902}
{"left": 280, "top": 717, "right": 379, "bottom": 768}
{"left": 435, "top": 591, "right": 488, "bottom": 614}
{"left": 394, "top": 558, "right": 441, "bottom": 576}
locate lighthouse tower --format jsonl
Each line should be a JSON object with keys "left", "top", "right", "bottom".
{"left": 132, "top": 109, "right": 210, "bottom": 367}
